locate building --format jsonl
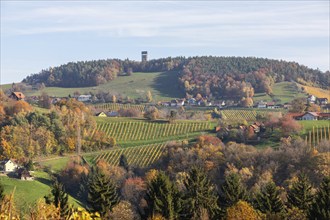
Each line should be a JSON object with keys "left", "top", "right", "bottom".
{"left": 141, "top": 51, "right": 148, "bottom": 62}
{"left": 257, "top": 101, "right": 267, "bottom": 108}
{"left": 77, "top": 95, "right": 92, "bottom": 102}
{"left": 9, "top": 92, "right": 25, "bottom": 101}
{"left": 307, "top": 95, "right": 316, "bottom": 103}
{"left": 301, "top": 112, "right": 319, "bottom": 120}
{"left": 0, "top": 159, "right": 18, "bottom": 172}
{"left": 317, "top": 98, "right": 328, "bottom": 105}
{"left": 96, "top": 112, "right": 107, "bottom": 117}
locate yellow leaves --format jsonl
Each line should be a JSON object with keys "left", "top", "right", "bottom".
{"left": 145, "top": 169, "right": 159, "bottom": 183}
{"left": 302, "top": 85, "right": 330, "bottom": 100}
{"left": 26, "top": 199, "right": 61, "bottom": 220}
{"left": 226, "top": 200, "right": 264, "bottom": 220}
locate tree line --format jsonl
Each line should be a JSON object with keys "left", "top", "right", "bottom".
{"left": 0, "top": 91, "right": 115, "bottom": 161}
{"left": 23, "top": 56, "right": 329, "bottom": 99}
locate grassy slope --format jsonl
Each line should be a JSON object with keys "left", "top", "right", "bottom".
{"left": 300, "top": 84, "right": 330, "bottom": 100}
{"left": 253, "top": 82, "right": 306, "bottom": 104}
{"left": 8, "top": 71, "right": 184, "bottom": 102}
{"left": 0, "top": 171, "right": 81, "bottom": 214}
{"left": 299, "top": 120, "right": 330, "bottom": 135}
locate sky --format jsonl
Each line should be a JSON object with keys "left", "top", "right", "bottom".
{"left": 1, "top": 0, "right": 329, "bottom": 84}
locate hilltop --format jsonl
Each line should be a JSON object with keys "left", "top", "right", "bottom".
{"left": 21, "top": 56, "right": 329, "bottom": 103}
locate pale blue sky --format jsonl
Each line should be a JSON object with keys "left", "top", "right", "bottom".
{"left": 1, "top": 1, "right": 329, "bottom": 84}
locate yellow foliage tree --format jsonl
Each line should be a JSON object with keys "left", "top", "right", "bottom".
{"left": 26, "top": 199, "right": 61, "bottom": 220}
{"left": 226, "top": 200, "right": 264, "bottom": 220}
{"left": 0, "top": 189, "right": 20, "bottom": 220}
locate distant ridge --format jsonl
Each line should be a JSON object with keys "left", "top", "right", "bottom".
{"left": 23, "top": 56, "right": 329, "bottom": 100}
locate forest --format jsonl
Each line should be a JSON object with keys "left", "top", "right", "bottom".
{"left": 0, "top": 90, "right": 329, "bottom": 219}
{"left": 22, "top": 56, "right": 329, "bottom": 101}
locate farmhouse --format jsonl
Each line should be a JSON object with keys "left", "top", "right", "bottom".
{"left": 96, "top": 112, "right": 107, "bottom": 117}
{"left": 9, "top": 92, "right": 25, "bottom": 101}
{"left": 257, "top": 101, "right": 267, "bottom": 108}
{"left": 317, "top": 98, "right": 328, "bottom": 105}
{"left": 0, "top": 159, "right": 18, "bottom": 172}
{"left": 307, "top": 95, "right": 316, "bottom": 103}
{"left": 77, "top": 95, "right": 92, "bottom": 102}
{"left": 107, "top": 111, "right": 119, "bottom": 117}
{"left": 17, "top": 168, "right": 34, "bottom": 181}
{"left": 301, "top": 112, "right": 319, "bottom": 120}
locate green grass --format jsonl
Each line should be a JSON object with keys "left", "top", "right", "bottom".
{"left": 38, "top": 157, "right": 71, "bottom": 172}
{"left": 8, "top": 72, "right": 184, "bottom": 102}
{"left": 0, "top": 171, "right": 81, "bottom": 214}
{"left": 253, "top": 82, "right": 306, "bottom": 104}
{"left": 299, "top": 120, "right": 330, "bottom": 135}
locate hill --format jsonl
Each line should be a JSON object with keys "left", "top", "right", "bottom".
{"left": 21, "top": 56, "right": 329, "bottom": 102}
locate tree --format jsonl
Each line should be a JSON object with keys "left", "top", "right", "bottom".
{"left": 226, "top": 200, "right": 263, "bottom": 220}
{"left": 146, "top": 91, "right": 153, "bottom": 103}
{"left": 309, "top": 176, "right": 330, "bottom": 220}
{"left": 144, "top": 106, "right": 159, "bottom": 121}
{"left": 0, "top": 182, "right": 4, "bottom": 202}
{"left": 39, "top": 92, "right": 52, "bottom": 109}
{"left": 145, "top": 171, "right": 181, "bottom": 220}
{"left": 169, "top": 110, "right": 177, "bottom": 124}
{"left": 290, "top": 98, "right": 306, "bottom": 113}
{"left": 119, "top": 154, "right": 129, "bottom": 171}
{"left": 108, "top": 201, "right": 138, "bottom": 220}
{"left": 44, "top": 179, "right": 70, "bottom": 217}
{"left": 254, "top": 181, "right": 284, "bottom": 215}
{"left": 183, "top": 167, "right": 220, "bottom": 219}
{"left": 87, "top": 167, "right": 119, "bottom": 217}
{"left": 287, "top": 173, "right": 314, "bottom": 212}
{"left": 28, "top": 199, "right": 61, "bottom": 220}
{"left": 111, "top": 95, "right": 117, "bottom": 103}
{"left": 220, "top": 173, "right": 248, "bottom": 209}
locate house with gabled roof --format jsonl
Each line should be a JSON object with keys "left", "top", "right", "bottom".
{"left": 0, "top": 159, "right": 18, "bottom": 172}
{"left": 96, "top": 112, "right": 107, "bottom": 117}
{"left": 301, "top": 112, "right": 319, "bottom": 120}
{"left": 9, "top": 92, "right": 25, "bottom": 101}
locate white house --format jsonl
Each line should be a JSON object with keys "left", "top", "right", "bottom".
{"left": 301, "top": 112, "right": 319, "bottom": 120}
{"left": 0, "top": 159, "right": 18, "bottom": 172}
{"left": 307, "top": 95, "right": 316, "bottom": 103}
{"left": 257, "top": 101, "right": 267, "bottom": 108}
{"left": 77, "top": 95, "right": 92, "bottom": 102}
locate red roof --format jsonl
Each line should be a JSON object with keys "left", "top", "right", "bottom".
{"left": 12, "top": 92, "right": 25, "bottom": 99}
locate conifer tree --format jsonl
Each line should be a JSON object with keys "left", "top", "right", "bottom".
{"left": 220, "top": 172, "right": 248, "bottom": 208}
{"left": 287, "top": 173, "right": 314, "bottom": 212}
{"left": 119, "top": 154, "right": 129, "bottom": 171}
{"left": 145, "top": 171, "right": 181, "bottom": 220}
{"left": 254, "top": 181, "right": 284, "bottom": 214}
{"left": 44, "top": 179, "right": 70, "bottom": 217}
{"left": 309, "top": 176, "right": 330, "bottom": 220}
{"left": 0, "top": 182, "right": 4, "bottom": 202}
{"left": 183, "top": 166, "right": 220, "bottom": 219}
{"left": 87, "top": 167, "right": 119, "bottom": 217}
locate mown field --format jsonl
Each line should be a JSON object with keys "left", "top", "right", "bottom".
{"left": 0, "top": 171, "right": 81, "bottom": 214}
{"left": 253, "top": 82, "right": 306, "bottom": 104}
{"left": 3, "top": 71, "right": 184, "bottom": 102}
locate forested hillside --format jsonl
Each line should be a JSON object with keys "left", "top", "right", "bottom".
{"left": 23, "top": 56, "right": 329, "bottom": 100}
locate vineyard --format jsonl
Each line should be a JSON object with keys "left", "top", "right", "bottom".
{"left": 95, "top": 120, "right": 211, "bottom": 142}
{"left": 301, "top": 85, "right": 330, "bottom": 100}
{"left": 220, "top": 109, "right": 282, "bottom": 122}
{"left": 304, "top": 125, "right": 330, "bottom": 148}
{"left": 91, "top": 143, "right": 166, "bottom": 167}
{"left": 93, "top": 103, "right": 145, "bottom": 112}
